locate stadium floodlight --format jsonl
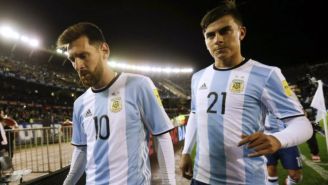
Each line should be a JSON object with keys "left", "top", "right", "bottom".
{"left": 0, "top": 25, "right": 40, "bottom": 48}
{"left": 107, "top": 60, "right": 193, "bottom": 74}
{"left": 0, "top": 26, "right": 20, "bottom": 40}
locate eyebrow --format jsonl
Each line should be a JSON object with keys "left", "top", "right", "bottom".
{"left": 68, "top": 52, "right": 88, "bottom": 61}
{"left": 206, "top": 25, "right": 233, "bottom": 37}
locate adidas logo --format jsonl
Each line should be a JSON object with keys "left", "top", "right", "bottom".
{"left": 85, "top": 109, "right": 92, "bottom": 117}
{"left": 199, "top": 83, "right": 207, "bottom": 90}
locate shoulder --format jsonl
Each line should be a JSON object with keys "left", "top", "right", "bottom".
{"left": 122, "top": 72, "right": 151, "bottom": 83}
{"left": 73, "top": 88, "right": 92, "bottom": 107}
{"left": 247, "top": 59, "right": 283, "bottom": 79}
{"left": 192, "top": 65, "right": 212, "bottom": 81}
{"left": 249, "top": 59, "right": 280, "bottom": 72}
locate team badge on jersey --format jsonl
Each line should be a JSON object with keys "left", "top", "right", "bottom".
{"left": 153, "top": 89, "right": 163, "bottom": 106}
{"left": 110, "top": 97, "right": 122, "bottom": 112}
{"left": 282, "top": 80, "right": 292, "bottom": 96}
{"left": 230, "top": 79, "right": 244, "bottom": 93}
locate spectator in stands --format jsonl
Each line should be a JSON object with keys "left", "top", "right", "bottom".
{"left": 180, "top": 1, "right": 312, "bottom": 185}
{"left": 57, "top": 22, "right": 175, "bottom": 185}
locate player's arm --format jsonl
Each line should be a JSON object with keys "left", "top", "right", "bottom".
{"left": 154, "top": 133, "right": 176, "bottom": 185}
{"left": 64, "top": 100, "right": 88, "bottom": 185}
{"left": 180, "top": 112, "right": 196, "bottom": 179}
{"left": 271, "top": 116, "right": 312, "bottom": 148}
{"left": 239, "top": 116, "right": 312, "bottom": 157}
{"left": 63, "top": 146, "right": 86, "bottom": 185}
{"left": 239, "top": 68, "right": 312, "bottom": 157}
{"left": 137, "top": 76, "right": 176, "bottom": 184}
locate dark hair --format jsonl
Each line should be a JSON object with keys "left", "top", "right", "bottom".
{"left": 56, "top": 22, "right": 106, "bottom": 48}
{"left": 201, "top": 0, "right": 243, "bottom": 33}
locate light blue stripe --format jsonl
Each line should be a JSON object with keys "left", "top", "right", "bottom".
{"left": 94, "top": 90, "right": 110, "bottom": 184}
{"left": 72, "top": 97, "right": 86, "bottom": 145}
{"left": 208, "top": 70, "right": 230, "bottom": 184}
{"left": 242, "top": 65, "right": 267, "bottom": 185}
{"left": 125, "top": 76, "right": 147, "bottom": 184}
{"left": 266, "top": 70, "right": 300, "bottom": 117}
{"left": 137, "top": 77, "right": 172, "bottom": 134}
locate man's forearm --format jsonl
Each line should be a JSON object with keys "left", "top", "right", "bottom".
{"left": 63, "top": 146, "right": 87, "bottom": 185}
{"left": 154, "top": 132, "right": 176, "bottom": 185}
{"left": 271, "top": 116, "right": 313, "bottom": 148}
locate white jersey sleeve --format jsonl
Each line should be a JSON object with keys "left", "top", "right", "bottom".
{"left": 71, "top": 99, "right": 87, "bottom": 146}
{"left": 261, "top": 67, "right": 304, "bottom": 119}
{"left": 182, "top": 113, "right": 197, "bottom": 154}
{"left": 138, "top": 77, "right": 173, "bottom": 135}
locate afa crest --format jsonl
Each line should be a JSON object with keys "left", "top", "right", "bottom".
{"left": 230, "top": 79, "right": 244, "bottom": 93}
{"left": 110, "top": 97, "right": 122, "bottom": 112}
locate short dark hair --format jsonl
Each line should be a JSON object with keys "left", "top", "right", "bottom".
{"left": 56, "top": 22, "right": 106, "bottom": 48}
{"left": 200, "top": 0, "right": 243, "bottom": 33}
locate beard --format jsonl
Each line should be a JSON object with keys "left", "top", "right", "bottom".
{"left": 78, "top": 60, "right": 103, "bottom": 87}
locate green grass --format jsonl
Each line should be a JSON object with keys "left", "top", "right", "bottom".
{"left": 277, "top": 132, "right": 328, "bottom": 185}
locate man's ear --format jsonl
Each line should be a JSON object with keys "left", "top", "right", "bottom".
{"left": 239, "top": 26, "right": 246, "bottom": 41}
{"left": 101, "top": 42, "right": 110, "bottom": 59}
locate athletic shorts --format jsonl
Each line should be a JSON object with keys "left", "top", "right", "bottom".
{"left": 266, "top": 146, "right": 302, "bottom": 170}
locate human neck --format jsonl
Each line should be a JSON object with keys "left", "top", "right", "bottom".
{"left": 92, "top": 68, "right": 116, "bottom": 90}
{"left": 214, "top": 55, "right": 245, "bottom": 69}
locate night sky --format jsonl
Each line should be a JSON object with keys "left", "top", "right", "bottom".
{"left": 0, "top": 0, "right": 327, "bottom": 71}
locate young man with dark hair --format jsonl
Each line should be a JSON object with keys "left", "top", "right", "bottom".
{"left": 180, "top": 1, "right": 312, "bottom": 184}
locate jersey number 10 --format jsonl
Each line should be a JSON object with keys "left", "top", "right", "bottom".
{"left": 93, "top": 115, "right": 110, "bottom": 140}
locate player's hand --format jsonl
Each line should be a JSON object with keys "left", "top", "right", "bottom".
{"left": 238, "top": 132, "right": 282, "bottom": 157}
{"left": 180, "top": 154, "right": 193, "bottom": 180}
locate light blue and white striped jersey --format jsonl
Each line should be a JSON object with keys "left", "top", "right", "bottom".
{"left": 71, "top": 72, "right": 173, "bottom": 185}
{"left": 264, "top": 113, "right": 286, "bottom": 134}
{"left": 191, "top": 59, "right": 303, "bottom": 185}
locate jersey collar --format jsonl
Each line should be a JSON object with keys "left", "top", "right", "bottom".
{"left": 91, "top": 72, "right": 122, "bottom": 93}
{"left": 213, "top": 57, "right": 250, "bottom": 71}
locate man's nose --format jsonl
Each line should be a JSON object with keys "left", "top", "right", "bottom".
{"left": 214, "top": 33, "right": 223, "bottom": 44}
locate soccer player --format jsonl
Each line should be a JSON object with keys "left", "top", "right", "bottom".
{"left": 264, "top": 114, "right": 303, "bottom": 185}
{"left": 180, "top": 1, "right": 312, "bottom": 184}
{"left": 57, "top": 22, "right": 176, "bottom": 185}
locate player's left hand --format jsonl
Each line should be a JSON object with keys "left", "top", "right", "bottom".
{"left": 238, "top": 132, "right": 282, "bottom": 157}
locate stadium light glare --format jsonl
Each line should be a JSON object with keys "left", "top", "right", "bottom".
{"left": 107, "top": 60, "right": 193, "bottom": 74}
{"left": 29, "top": 39, "right": 39, "bottom": 47}
{"left": 56, "top": 48, "right": 63, "bottom": 54}
{"left": 20, "top": 35, "right": 29, "bottom": 43}
{"left": 0, "top": 25, "right": 41, "bottom": 48}
{"left": 0, "top": 26, "right": 20, "bottom": 40}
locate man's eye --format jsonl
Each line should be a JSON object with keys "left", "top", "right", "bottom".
{"left": 68, "top": 57, "right": 75, "bottom": 62}
{"left": 219, "top": 27, "right": 231, "bottom": 35}
{"left": 80, "top": 54, "right": 87, "bottom": 59}
{"left": 206, "top": 33, "right": 215, "bottom": 39}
